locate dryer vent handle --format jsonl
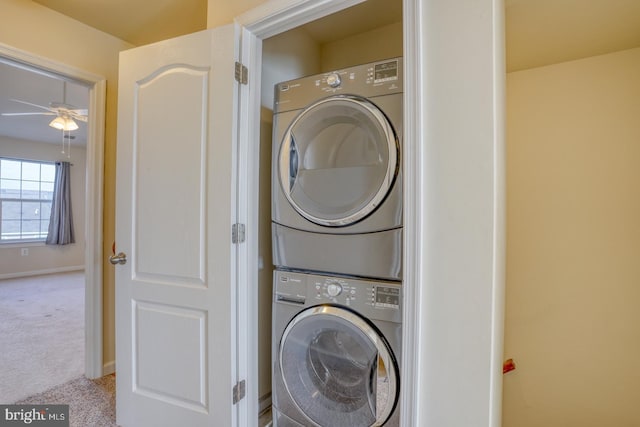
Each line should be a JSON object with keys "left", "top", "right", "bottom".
{"left": 289, "top": 136, "right": 299, "bottom": 191}
{"left": 367, "top": 353, "right": 379, "bottom": 418}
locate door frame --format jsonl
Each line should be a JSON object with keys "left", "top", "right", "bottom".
{"left": 234, "top": 0, "right": 505, "bottom": 426}
{"left": 0, "top": 42, "right": 106, "bottom": 379}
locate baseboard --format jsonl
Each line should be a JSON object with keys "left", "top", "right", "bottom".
{"left": 103, "top": 360, "right": 116, "bottom": 376}
{"left": 0, "top": 265, "right": 84, "bottom": 280}
{"left": 259, "top": 392, "right": 272, "bottom": 414}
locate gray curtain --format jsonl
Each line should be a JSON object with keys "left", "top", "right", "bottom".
{"left": 46, "top": 161, "right": 75, "bottom": 245}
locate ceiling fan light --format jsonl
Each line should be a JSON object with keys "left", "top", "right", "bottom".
{"left": 49, "top": 116, "right": 78, "bottom": 131}
{"left": 64, "top": 117, "right": 79, "bottom": 131}
{"left": 49, "top": 116, "right": 66, "bottom": 130}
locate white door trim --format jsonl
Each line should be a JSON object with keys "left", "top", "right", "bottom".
{"left": 237, "top": 0, "right": 366, "bottom": 39}
{"left": 0, "top": 42, "right": 106, "bottom": 379}
{"left": 399, "top": 1, "right": 422, "bottom": 424}
{"left": 400, "top": 0, "right": 506, "bottom": 426}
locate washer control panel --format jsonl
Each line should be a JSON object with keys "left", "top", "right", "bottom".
{"left": 326, "top": 282, "right": 342, "bottom": 297}
{"left": 315, "top": 277, "right": 354, "bottom": 303}
{"left": 374, "top": 286, "right": 401, "bottom": 308}
{"left": 274, "top": 270, "right": 402, "bottom": 323}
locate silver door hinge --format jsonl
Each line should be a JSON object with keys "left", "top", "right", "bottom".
{"left": 235, "top": 62, "right": 248, "bottom": 85}
{"left": 233, "top": 379, "right": 246, "bottom": 404}
{"left": 232, "top": 223, "right": 245, "bottom": 244}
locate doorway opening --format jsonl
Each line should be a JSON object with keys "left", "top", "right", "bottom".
{"left": 0, "top": 45, "right": 107, "bottom": 387}
{"left": 255, "top": 0, "right": 403, "bottom": 421}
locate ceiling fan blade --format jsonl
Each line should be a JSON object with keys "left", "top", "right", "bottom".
{"left": 72, "top": 115, "right": 88, "bottom": 122}
{"left": 1, "top": 112, "right": 56, "bottom": 117}
{"left": 49, "top": 103, "right": 88, "bottom": 120}
{"left": 9, "top": 98, "right": 55, "bottom": 113}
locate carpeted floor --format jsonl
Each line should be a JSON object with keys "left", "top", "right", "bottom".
{"left": 16, "top": 374, "right": 116, "bottom": 427}
{"left": 0, "top": 271, "right": 84, "bottom": 403}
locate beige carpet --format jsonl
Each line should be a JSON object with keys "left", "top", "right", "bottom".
{"left": 16, "top": 374, "right": 116, "bottom": 427}
{"left": 0, "top": 271, "right": 84, "bottom": 403}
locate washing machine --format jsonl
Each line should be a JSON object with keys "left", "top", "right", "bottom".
{"left": 272, "top": 269, "right": 402, "bottom": 427}
{"left": 271, "top": 58, "right": 403, "bottom": 280}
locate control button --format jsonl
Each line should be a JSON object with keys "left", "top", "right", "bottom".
{"left": 326, "top": 73, "right": 341, "bottom": 88}
{"left": 327, "top": 282, "right": 342, "bottom": 297}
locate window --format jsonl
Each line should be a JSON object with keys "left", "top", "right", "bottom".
{"left": 0, "top": 158, "right": 55, "bottom": 242}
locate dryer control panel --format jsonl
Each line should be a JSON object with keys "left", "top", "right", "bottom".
{"left": 274, "top": 57, "right": 403, "bottom": 114}
{"left": 274, "top": 270, "right": 402, "bottom": 323}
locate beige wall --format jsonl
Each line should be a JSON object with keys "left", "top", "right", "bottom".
{"left": 504, "top": 47, "right": 640, "bottom": 426}
{"left": 261, "top": 27, "right": 321, "bottom": 108}
{"left": 0, "top": 137, "right": 86, "bottom": 277}
{"left": 257, "top": 111, "right": 274, "bottom": 403}
{"left": 320, "top": 21, "right": 402, "bottom": 70}
{"left": 0, "top": 0, "right": 133, "bottom": 369}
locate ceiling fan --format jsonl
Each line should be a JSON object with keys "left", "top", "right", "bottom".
{"left": 1, "top": 98, "right": 88, "bottom": 130}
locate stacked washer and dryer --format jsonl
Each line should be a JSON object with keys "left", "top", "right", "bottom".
{"left": 271, "top": 58, "right": 403, "bottom": 427}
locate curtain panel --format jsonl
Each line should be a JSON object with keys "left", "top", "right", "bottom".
{"left": 46, "top": 161, "right": 75, "bottom": 245}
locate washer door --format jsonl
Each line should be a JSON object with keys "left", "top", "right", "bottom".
{"left": 279, "top": 95, "right": 398, "bottom": 227}
{"left": 279, "top": 305, "right": 399, "bottom": 427}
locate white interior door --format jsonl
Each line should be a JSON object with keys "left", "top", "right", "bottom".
{"left": 114, "top": 25, "right": 240, "bottom": 427}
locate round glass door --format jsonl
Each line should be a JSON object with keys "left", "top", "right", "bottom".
{"left": 279, "top": 305, "right": 398, "bottom": 427}
{"left": 279, "top": 95, "right": 398, "bottom": 227}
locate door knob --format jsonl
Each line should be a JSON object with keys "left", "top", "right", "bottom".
{"left": 109, "top": 252, "right": 127, "bottom": 265}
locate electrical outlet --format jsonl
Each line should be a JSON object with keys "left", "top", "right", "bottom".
{"left": 21, "top": 248, "right": 29, "bottom": 256}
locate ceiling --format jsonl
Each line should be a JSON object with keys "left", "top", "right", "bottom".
{"left": 32, "top": 0, "right": 207, "bottom": 47}
{"left": 505, "top": 0, "right": 640, "bottom": 71}
{"left": 0, "top": 59, "right": 89, "bottom": 147}
{"left": 1, "top": 0, "right": 639, "bottom": 147}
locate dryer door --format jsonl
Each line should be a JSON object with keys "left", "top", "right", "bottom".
{"left": 279, "top": 305, "right": 398, "bottom": 427}
{"left": 279, "top": 95, "right": 398, "bottom": 227}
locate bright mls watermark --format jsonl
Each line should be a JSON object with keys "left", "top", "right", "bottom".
{"left": 0, "top": 405, "right": 68, "bottom": 427}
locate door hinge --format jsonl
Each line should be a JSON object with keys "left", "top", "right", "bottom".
{"left": 235, "top": 62, "right": 248, "bottom": 85}
{"left": 232, "top": 223, "right": 246, "bottom": 244}
{"left": 232, "top": 379, "right": 246, "bottom": 404}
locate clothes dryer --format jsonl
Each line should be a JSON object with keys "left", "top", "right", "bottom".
{"left": 271, "top": 58, "right": 403, "bottom": 280}
{"left": 272, "top": 269, "right": 401, "bottom": 427}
